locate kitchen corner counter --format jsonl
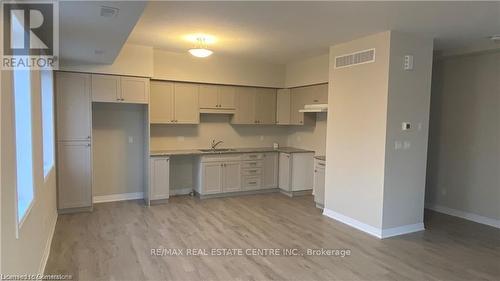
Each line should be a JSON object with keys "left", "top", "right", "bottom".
{"left": 150, "top": 146, "right": 314, "bottom": 157}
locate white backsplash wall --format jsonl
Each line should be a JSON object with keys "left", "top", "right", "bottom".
{"left": 286, "top": 112, "right": 327, "bottom": 155}
{"left": 150, "top": 114, "right": 290, "bottom": 150}
{"left": 93, "top": 103, "right": 146, "bottom": 197}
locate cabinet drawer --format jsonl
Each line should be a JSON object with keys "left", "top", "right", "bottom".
{"left": 242, "top": 153, "right": 263, "bottom": 160}
{"left": 242, "top": 167, "right": 262, "bottom": 176}
{"left": 242, "top": 176, "right": 261, "bottom": 189}
{"left": 241, "top": 160, "right": 263, "bottom": 168}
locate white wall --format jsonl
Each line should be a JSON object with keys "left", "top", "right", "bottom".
{"left": 150, "top": 114, "right": 289, "bottom": 151}
{"left": 286, "top": 113, "right": 327, "bottom": 156}
{"left": 325, "top": 31, "right": 433, "bottom": 236}
{"left": 382, "top": 33, "right": 434, "bottom": 229}
{"left": 153, "top": 49, "right": 285, "bottom": 88}
{"left": 1, "top": 70, "right": 58, "bottom": 274}
{"left": 285, "top": 54, "right": 329, "bottom": 88}
{"left": 92, "top": 103, "right": 146, "bottom": 197}
{"left": 150, "top": 114, "right": 290, "bottom": 192}
{"left": 426, "top": 51, "right": 500, "bottom": 222}
{"left": 60, "top": 44, "right": 154, "bottom": 78}
{"left": 325, "top": 31, "right": 392, "bottom": 230}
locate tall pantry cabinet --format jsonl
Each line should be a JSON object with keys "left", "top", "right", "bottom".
{"left": 56, "top": 72, "right": 93, "bottom": 212}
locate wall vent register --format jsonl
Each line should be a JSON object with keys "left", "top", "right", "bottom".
{"left": 335, "top": 48, "right": 375, "bottom": 69}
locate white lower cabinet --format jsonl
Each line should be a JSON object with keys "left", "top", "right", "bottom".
{"left": 279, "top": 152, "right": 314, "bottom": 192}
{"left": 57, "top": 141, "right": 92, "bottom": 210}
{"left": 196, "top": 152, "right": 278, "bottom": 195}
{"left": 313, "top": 159, "right": 326, "bottom": 208}
{"left": 149, "top": 157, "right": 170, "bottom": 201}
{"left": 222, "top": 162, "right": 242, "bottom": 192}
{"left": 262, "top": 153, "right": 278, "bottom": 188}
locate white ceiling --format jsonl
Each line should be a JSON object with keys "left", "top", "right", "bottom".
{"left": 60, "top": 1, "right": 146, "bottom": 65}
{"left": 128, "top": 1, "right": 500, "bottom": 64}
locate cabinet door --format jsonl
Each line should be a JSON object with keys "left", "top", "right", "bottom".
{"left": 57, "top": 142, "right": 92, "bottom": 209}
{"left": 291, "top": 153, "right": 314, "bottom": 191}
{"left": 150, "top": 81, "right": 174, "bottom": 123}
{"left": 91, "top": 74, "right": 120, "bottom": 102}
{"left": 174, "top": 83, "right": 200, "bottom": 124}
{"left": 276, "top": 89, "right": 291, "bottom": 125}
{"left": 311, "top": 83, "right": 328, "bottom": 104}
{"left": 222, "top": 162, "right": 241, "bottom": 192}
{"left": 262, "top": 153, "right": 278, "bottom": 188}
{"left": 56, "top": 72, "right": 91, "bottom": 141}
{"left": 121, "top": 77, "right": 149, "bottom": 104}
{"left": 255, "top": 88, "right": 277, "bottom": 124}
{"left": 218, "top": 85, "right": 236, "bottom": 109}
{"left": 278, "top": 153, "right": 291, "bottom": 191}
{"left": 199, "top": 84, "right": 219, "bottom": 109}
{"left": 290, "top": 87, "right": 306, "bottom": 125}
{"left": 314, "top": 163, "right": 325, "bottom": 206}
{"left": 201, "top": 162, "right": 223, "bottom": 194}
{"left": 150, "top": 157, "right": 170, "bottom": 200}
{"left": 232, "top": 87, "right": 256, "bottom": 124}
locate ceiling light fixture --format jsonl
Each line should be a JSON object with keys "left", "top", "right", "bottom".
{"left": 188, "top": 37, "right": 213, "bottom": 58}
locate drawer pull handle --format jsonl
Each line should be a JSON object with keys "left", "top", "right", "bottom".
{"left": 318, "top": 163, "right": 325, "bottom": 166}
{"left": 249, "top": 181, "right": 257, "bottom": 184}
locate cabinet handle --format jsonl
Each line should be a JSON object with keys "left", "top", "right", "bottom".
{"left": 249, "top": 181, "right": 257, "bottom": 185}
{"left": 318, "top": 163, "right": 325, "bottom": 166}
{"left": 87, "top": 143, "right": 91, "bottom": 147}
{"left": 87, "top": 135, "right": 91, "bottom": 139}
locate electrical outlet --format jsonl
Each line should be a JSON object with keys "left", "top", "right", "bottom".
{"left": 177, "top": 136, "right": 185, "bottom": 142}
{"left": 128, "top": 136, "right": 133, "bottom": 144}
{"left": 403, "top": 141, "right": 411, "bottom": 149}
{"left": 395, "top": 141, "right": 402, "bottom": 150}
{"left": 260, "top": 136, "right": 264, "bottom": 141}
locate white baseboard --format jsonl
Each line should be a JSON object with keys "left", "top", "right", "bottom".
{"left": 323, "top": 208, "right": 424, "bottom": 239}
{"left": 39, "top": 211, "right": 58, "bottom": 275}
{"left": 93, "top": 192, "right": 144, "bottom": 203}
{"left": 426, "top": 204, "right": 500, "bottom": 229}
{"left": 381, "top": 223, "right": 425, "bottom": 238}
{"left": 170, "top": 188, "right": 193, "bottom": 196}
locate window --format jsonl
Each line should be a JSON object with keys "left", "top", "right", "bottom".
{"left": 13, "top": 68, "right": 34, "bottom": 224}
{"left": 41, "top": 70, "right": 54, "bottom": 178}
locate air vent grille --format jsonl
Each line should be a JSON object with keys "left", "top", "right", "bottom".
{"left": 335, "top": 48, "right": 375, "bottom": 69}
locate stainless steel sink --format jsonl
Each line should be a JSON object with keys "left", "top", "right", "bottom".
{"left": 199, "top": 148, "right": 236, "bottom": 153}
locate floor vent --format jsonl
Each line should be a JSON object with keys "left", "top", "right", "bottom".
{"left": 335, "top": 48, "right": 375, "bottom": 69}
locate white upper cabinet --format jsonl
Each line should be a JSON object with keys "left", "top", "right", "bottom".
{"left": 150, "top": 81, "right": 175, "bottom": 123}
{"left": 255, "top": 88, "right": 277, "bottom": 124}
{"left": 91, "top": 74, "right": 149, "bottom": 104}
{"left": 56, "top": 72, "right": 92, "bottom": 141}
{"left": 91, "top": 74, "right": 120, "bottom": 102}
{"left": 199, "top": 84, "right": 236, "bottom": 112}
{"left": 199, "top": 84, "right": 219, "bottom": 109}
{"left": 173, "top": 82, "right": 200, "bottom": 124}
{"left": 232, "top": 87, "right": 256, "bottom": 124}
{"left": 276, "top": 89, "right": 291, "bottom": 125}
{"left": 120, "top": 76, "right": 149, "bottom": 104}
{"left": 150, "top": 81, "right": 200, "bottom": 124}
{"left": 218, "top": 85, "right": 236, "bottom": 109}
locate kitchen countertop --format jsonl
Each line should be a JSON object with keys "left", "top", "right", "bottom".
{"left": 150, "top": 146, "right": 314, "bottom": 157}
{"left": 314, "top": 155, "right": 326, "bottom": 161}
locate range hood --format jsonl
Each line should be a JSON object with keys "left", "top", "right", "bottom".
{"left": 299, "top": 104, "right": 328, "bottom": 113}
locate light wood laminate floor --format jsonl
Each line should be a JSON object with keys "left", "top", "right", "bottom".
{"left": 45, "top": 194, "right": 500, "bottom": 281}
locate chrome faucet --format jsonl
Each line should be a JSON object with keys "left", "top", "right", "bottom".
{"left": 211, "top": 139, "right": 224, "bottom": 150}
